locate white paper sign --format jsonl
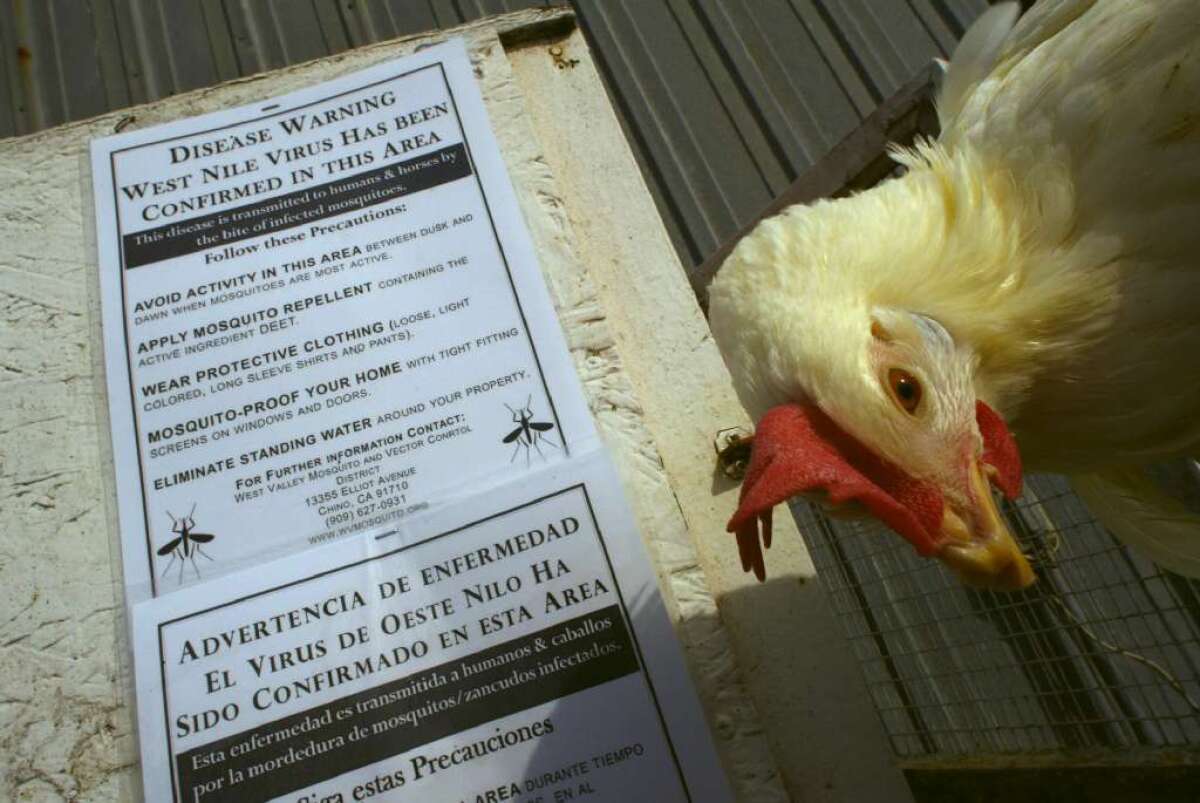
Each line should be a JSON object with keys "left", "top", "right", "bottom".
{"left": 91, "top": 40, "right": 597, "bottom": 601}
{"left": 93, "top": 40, "right": 733, "bottom": 803}
{"left": 131, "top": 452, "right": 732, "bottom": 803}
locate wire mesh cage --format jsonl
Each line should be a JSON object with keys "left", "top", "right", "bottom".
{"left": 794, "top": 472, "right": 1200, "bottom": 761}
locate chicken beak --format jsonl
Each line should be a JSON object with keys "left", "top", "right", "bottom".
{"left": 936, "top": 458, "right": 1035, "bottom": 590}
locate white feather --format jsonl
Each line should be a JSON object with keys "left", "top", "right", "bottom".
{"left": 1072, "top": 465, "right": 1200, "bottom": 578}
{"left": 938, "top": 1, "right": 1021, "bottom": 132}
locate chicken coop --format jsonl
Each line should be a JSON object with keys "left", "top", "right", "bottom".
{"left": 2, "top": 1, "right": 1198, "bottom": 801}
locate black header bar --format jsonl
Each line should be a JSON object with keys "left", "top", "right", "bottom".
{"left": 122, "top": 143, "right": 471, "bottom": 269}
{"left": 173, "top": 606, "right": 638, "bottom": 802}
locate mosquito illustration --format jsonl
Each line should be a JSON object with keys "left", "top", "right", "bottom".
{"left": 503, "top": 396, "right": 559, "bottom": 466}
{"left": 158, "top": 504, "right": 216, "bottom": 583}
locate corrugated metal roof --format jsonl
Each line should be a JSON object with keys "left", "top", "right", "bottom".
{"left": 0, "top": 0, "right": 986, "bottom": 266}
{"left": 575, "top": 0, "right": 987, "bottom": 265}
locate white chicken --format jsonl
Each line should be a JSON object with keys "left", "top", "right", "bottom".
{"left": 708, "top": 0, "right": 1200, "bottom": 590}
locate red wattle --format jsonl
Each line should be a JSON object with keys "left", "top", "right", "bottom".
{"left": 975, "top": 400, "right": 1022, "bottom": 499}
{"left": 727, "top": 404, "right": 944, "bottom": 580}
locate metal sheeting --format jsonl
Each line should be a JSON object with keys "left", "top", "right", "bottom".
{"left": 0, "top": 1, "right": 554, "bottom": 134}
{"left": 573, "top": 0, "right": 987, "bottom": 266}
{"left": 0, "top": 0, "right": 985, "bottom": 270}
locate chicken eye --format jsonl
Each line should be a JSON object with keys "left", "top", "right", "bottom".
{"left": 888, "top": 369, "right": 922, "bottom": 413}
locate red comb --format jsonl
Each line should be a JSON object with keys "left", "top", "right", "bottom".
{"left": 976, "top": 400, "right": 1021, "bottom": 499}
{"left": 727, "top": 404, "right": 943, "bottom": 580}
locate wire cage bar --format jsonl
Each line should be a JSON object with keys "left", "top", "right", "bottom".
{"left": 795, "top": 475, "right": 1200, "bottom": 760}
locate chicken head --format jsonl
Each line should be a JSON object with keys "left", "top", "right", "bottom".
{"left": 714, "top": 292, "right": 1034, "bottom": 589}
